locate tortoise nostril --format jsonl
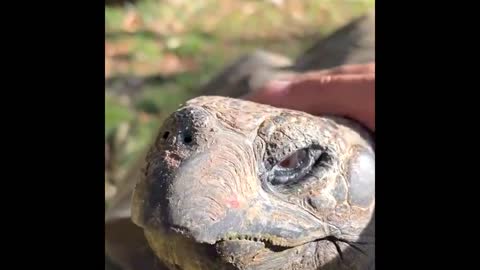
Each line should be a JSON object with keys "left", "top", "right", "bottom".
{"left": 162, "top": 131, "right": 170, "bottom": 140}
{"left": 183, "top": 134, "right": 193, "bottom": 144}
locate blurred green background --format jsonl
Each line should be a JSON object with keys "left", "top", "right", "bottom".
{"left": 105, "top": 0, "right": 375, "bottom": 203}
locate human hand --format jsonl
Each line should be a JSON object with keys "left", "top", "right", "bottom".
{"left": 245, "top": 63, "right": 375, "bottom": 131}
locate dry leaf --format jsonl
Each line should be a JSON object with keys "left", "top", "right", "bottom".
{"left": 105, "top": 41, "right": 132, "bottom": 57}
{"left": 167, "top": 21, "right": 185, "bottom": 34}
{"left": 105, "top": 57, "right": 112, "bottom": 79}
{"left": 149, "top": 21, "right": 168, "bottom": 35}
{"left": 130, "top": 61, "right": 158, "bottom": 77}
{"left": 105, "top": 180, "right": 117, "bottom": 200}
{"left": 122, "top": 9, "right": 143, "bottom": 33}
{"left": 149, "top": 20, "right": 185, "bottom": 35}
{"left": 159, "top": 53, "right": 183, "bottom": 74}
{"left": 158, "top": 53, "right": 197, "bottom": 75}
{"left": 138, "top": 112, "right": 152, "bottom": 123}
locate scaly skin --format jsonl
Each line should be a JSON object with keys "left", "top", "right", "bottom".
{"left": 131, "top": 96, "right": 375, "bottom": 270}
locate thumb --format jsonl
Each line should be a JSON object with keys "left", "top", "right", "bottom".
{"left": 244, "top": 74, "right": 375, "bottom": 131}
{"left": 243, "top": 80, "right": 292, "bottom": 103}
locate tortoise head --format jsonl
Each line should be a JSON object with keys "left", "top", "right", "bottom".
{"left": 132, "top": 96, "right": 374, "bottom": 270}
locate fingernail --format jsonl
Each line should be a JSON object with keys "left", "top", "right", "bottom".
{"left": 264, "top": 80, "right": 292, "bottom": 93}
{"left": 243, "top": 80, "right": 292, "bottom": 102}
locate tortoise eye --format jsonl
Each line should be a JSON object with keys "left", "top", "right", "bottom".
{"left": 278, "top": 149, "right": 308, "bottom": 169}
{"left": 270, "top": 148, "right": 322, "bottom": 186}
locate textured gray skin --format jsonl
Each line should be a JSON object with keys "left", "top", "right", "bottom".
{"left": 132, "top": 96, "right": 374, "bottom": 270}
{"left": 105, "top": 11, "right": 375, "bottom": 270}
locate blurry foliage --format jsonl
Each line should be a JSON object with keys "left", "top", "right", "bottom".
{"left": 105, "top": 0, "right": 375, "bottom": 202}
{"left": 105, "top": 95, "right": 132, "bottom": 138}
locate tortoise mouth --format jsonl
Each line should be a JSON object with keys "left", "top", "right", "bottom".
{"left": 214, "top": 233, "right": 310, "bottom": 253}
{"left": 211, "top": 236, "right": 359, "bottom": 269}
{"left": 212, "top": 237, "right": 311, "bottom": 270}
{"left": 145, "top": 227, "right": 369, "bottom": 270}
{"left": 214, "top": 235, "right": 368, "bottom": 259}
{"left": 215, "top": 237, "right": 292, "bottom": 253}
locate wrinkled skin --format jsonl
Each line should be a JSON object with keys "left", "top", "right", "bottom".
{"left": 131, "top": 96, "right": 374, "bottom": 270}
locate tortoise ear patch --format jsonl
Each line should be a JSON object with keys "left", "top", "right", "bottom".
{"left": 347, "top": 149, "right": 375, "bottom": 208}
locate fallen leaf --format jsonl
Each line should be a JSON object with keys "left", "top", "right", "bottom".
{"left": 138, "top": 112, "right": 152, "bottom": 123}
{"left": 149, "top": 20, "right": 168, "bottom": 35}
{"left": 167, "top": 21, "right": 185, "bottom": 34}
{"left": 130, "top": 61, "right": 159, "bottom": 77}
{"left": 105, "top": 57, "right": 112, "bottom": 78}
{"left": 105, "top": 41, "right": 132, "bottom": 57}
{"left": 158, "top": 53, "right": 196, "bottom": 75}
{"left": 107, "top": 58, "right": 131, "bottom": 78}
{"left": 122, "top": 9, "right": 143, "bottom": 33}
{"left": 160, "top": 53, "right": 182, "bottom": 73}
{"left": 105, "top": 180, "right": 117, "bottom": 200}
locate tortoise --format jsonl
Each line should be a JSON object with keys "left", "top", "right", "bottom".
{"left": 105, "top": 11, "right": 375, "bottom": 270}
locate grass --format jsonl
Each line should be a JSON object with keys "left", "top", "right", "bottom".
{"left": 105, "top": 0, "right": 375, "bottom": 202}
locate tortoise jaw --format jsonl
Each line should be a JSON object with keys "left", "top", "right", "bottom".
{"left": 213, "top": 231, "right": 339, "bottom": 252}
{"left": 215, "top": 236, "right": 293, "bottom": 254}
{"left": 213, "top": 238, "right": 321, "bottom": 270}
{"left": 214, "top": 236, "right": 371, "bottom": 270}
{"left": 144, "top": 224, "right": 368, "bottom": 270}
{"left": 213, "top": 234, "right": 359, "bottom": 255}
{"left": 141, "top": 220, "right": 318, "bottom": 267}
{"left": 214, "top": 239, "right": 291, "bottom": 268}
